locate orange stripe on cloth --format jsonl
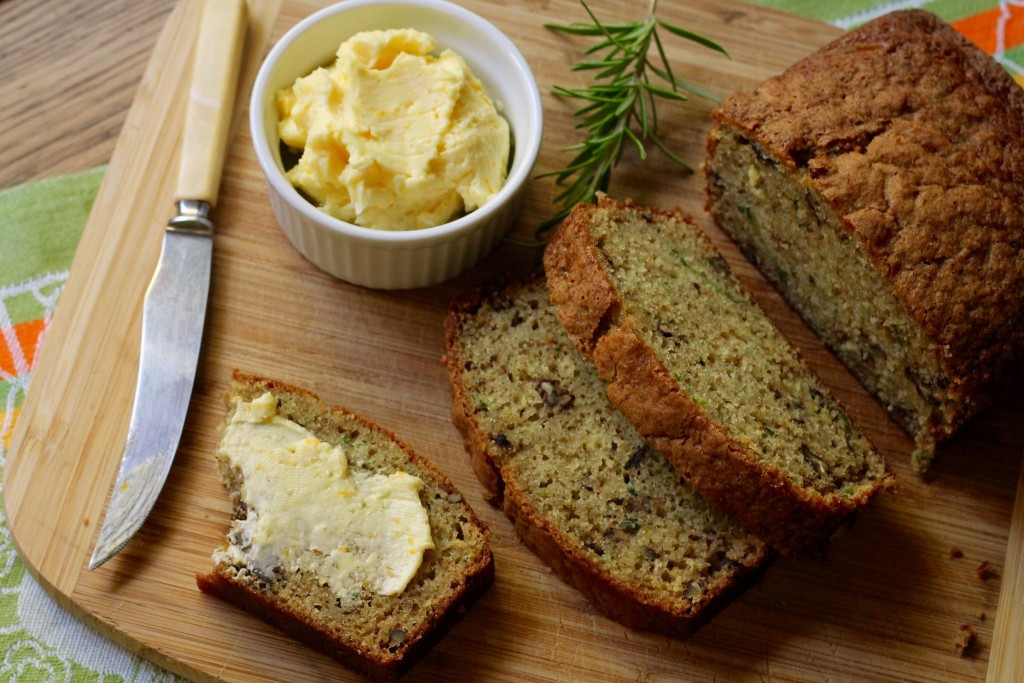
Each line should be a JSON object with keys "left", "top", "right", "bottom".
{"left": 0, "top": 318, "right": 46, "bottom": 377}
{"left": 952, "top": 5, "right": 1024, "bottom": 54}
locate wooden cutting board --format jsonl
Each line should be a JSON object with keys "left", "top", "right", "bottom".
{"left": 6, "top": 0, "right": 1022, "bottom": 680}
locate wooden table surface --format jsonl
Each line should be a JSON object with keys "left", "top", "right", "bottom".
{"left": 0, "top": 0, "right": 176, "bottom": 190}
{"left": 4, "top": 0, "right": 1024, "bottom": 681}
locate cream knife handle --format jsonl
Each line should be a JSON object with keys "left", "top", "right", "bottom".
{"left": 174, "top": 0, "right": 247, "bottom": 206}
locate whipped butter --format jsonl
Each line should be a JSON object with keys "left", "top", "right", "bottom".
{"left": 214, "top": 392, "right": 434, "bottom": 597}
{"left": 276, "top": 28, "right": 510, "bottom": 230}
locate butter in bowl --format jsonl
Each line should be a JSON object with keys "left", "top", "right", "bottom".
{"left": 249, "top": 0, "right": 544, "bottom": 289}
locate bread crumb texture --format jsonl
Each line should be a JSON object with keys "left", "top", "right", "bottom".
{"left": 976, "top": 560, "right": 999, "bottom": 583}
{"left": 953, "top": 623, "right": 977, "bottom": 657}
{"left": 445, "top": 277, "right": 769, "bottom": 635}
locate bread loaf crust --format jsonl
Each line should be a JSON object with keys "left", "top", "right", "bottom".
{"left": 444, "top": 281, "right": 769, "bottom": 636}
{"left": 544, "top": 198, "right": 885, "bottom": 554}
{"left": 709, "top": 9, "right": 1024, "bottom": 426}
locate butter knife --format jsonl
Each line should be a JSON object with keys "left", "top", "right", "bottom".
{"left": 89, "top": 0, "right": 247, "bottom": 571}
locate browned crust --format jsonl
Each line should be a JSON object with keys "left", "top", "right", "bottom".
{"left": 197, "top": 559, "right": 495, "bottom": 682}
{"left": 502, "top": 482, "right": 767, "bottom": 635}
{"left": 195, "top": 570, "right": 398, "bottom": 680}
{"left": 439, "top": 326, "right": 506, "bottom": 507}
{"left": 443, "top": 278, "right": 770, "bottom": 636}
{"left": 199, "top": 371, "right": 495, "bottom": 681}
{"left": 709, "top": 10, "right": 1024, "bottom": 434}
{"left": 543, "top": 197, "right": 886, "bottom": 555}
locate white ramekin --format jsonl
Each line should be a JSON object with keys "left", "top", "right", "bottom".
{"left": 249, "top": 0, "right": 543, "bottom": 289}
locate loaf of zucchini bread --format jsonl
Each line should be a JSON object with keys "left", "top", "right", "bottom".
{"left": 544, "top": 196, "right": 890, "bottom": 554}
{"left": 197, "top": 372, "right": 494, "bottom": 681}
{"left": 706, "top": 10, "right": 1024, "bottom": 469}
{"left": 445, "top": 277, "right": 770, "bottom": 636}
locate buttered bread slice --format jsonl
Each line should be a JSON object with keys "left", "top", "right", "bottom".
{"left": 445, "top": 278, "right": 769, "bottom": 636}
{"left": 544, "top": 196, "right": 890, "bottom": 554}
{"left": 197, "top": 372, "right": 493, "bottom": 681}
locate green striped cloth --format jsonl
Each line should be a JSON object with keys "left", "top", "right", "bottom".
{"left": 0, "top": 171, "right": 179, "bottom": 680}
{"left": 0, "top": 1, "right": 1019, "bottom": 679}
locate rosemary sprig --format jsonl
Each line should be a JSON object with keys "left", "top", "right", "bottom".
{"left": 535, "top": 0, "right": 727, "bottom": 239}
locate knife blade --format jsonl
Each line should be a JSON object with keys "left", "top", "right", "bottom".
{"left": 89, "top": 0, "right": 247, "bottom": 571}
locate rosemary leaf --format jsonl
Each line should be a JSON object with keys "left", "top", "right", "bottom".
{"left": 637, "top": 87, "right": 650, "bottom": 138}
{"left": 623, "top": 127, "right": 647, "bottom": 158}
{"left": 649, "top": 64, "right": 722, "bottom": 102}
{"left": 649, "top": 134, "right": 692, "bottom": 172}
{"left": 656, "top": 19, "right": 730, "bottom": 55}
{"left": 573, "top": 58, "right": 630, "bottom": 72}
{"left": 641, "top": 82, "right": 689, "bottom": 101}
{"left": 545, "top": 21, "right": 637, "bottom": 35}
{"left": 584, "top": 39, "right": 617, "bottom": 56}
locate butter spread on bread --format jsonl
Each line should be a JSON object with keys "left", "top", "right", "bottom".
{"left": 215, "top": 391, "right": 434, "bottom": 598}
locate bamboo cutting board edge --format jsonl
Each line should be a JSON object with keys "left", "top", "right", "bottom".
{"left": 5, "top": 0, "right": 1021, "bottom": 681}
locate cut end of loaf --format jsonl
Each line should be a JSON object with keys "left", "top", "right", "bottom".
{"left": 707, "top": 9, "right": 1024, "bottom": 469}
{"left": 704, "top": 126, "right": 959, "bottom": 467}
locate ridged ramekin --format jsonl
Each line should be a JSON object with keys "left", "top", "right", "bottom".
{"left": 249, "top": 0, "right": 543, "bottom": 289}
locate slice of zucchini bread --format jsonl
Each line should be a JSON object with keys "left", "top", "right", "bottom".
{"left": 544, "top": 196, "right": 891, "bottom": 555}
{"left": 197, "top": 371, "right": 494, "bottom": 681}
{"left": 706, "top": 10, "right": 1024, "bottom": 469}
{"left": 445, "top": 277, "right": 769, "bottom": 636}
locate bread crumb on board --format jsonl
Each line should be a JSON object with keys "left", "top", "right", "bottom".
{"left": 954, "top": 623, "right": 977, "bottom": 657}
{"left": 976, "top": 561, "right": 999, "bottom": 583}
